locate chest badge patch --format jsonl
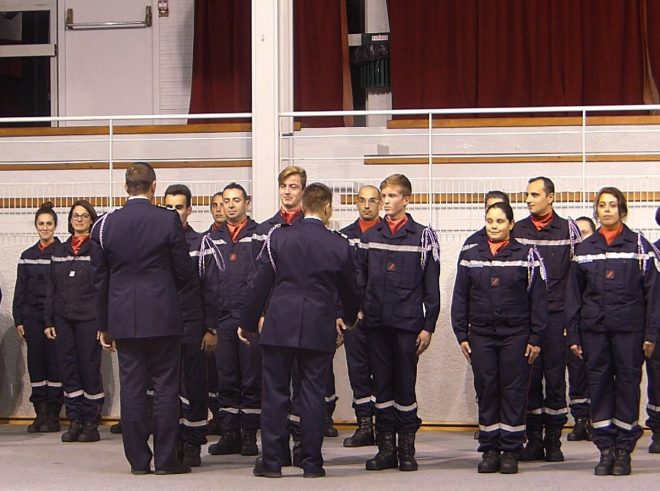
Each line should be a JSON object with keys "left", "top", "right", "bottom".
{"left": 386, "top": 262, "right": 397, "bottom": 272}
{"left": 229, "top": 253, "right": 238, "bottom": 262}
{"left": 490, "top": 276, "right": 500, "bottom": 287}
{"left": 605, "top": 269, "right": 615, "bottom": 280}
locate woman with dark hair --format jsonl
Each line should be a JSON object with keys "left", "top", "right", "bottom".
{"left": 451, "top": 201, "right": 548, "bottom": 474}
{"left": 12, "top": 202, "right": 63, "bottom": 432}
{"left": 566, "top": 187, "right": 659, "bottom": 476}
{"left": 44, "top": 199, "right": 104, "bottom": 443}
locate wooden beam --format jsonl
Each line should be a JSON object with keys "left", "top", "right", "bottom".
{"left": 387, "top": 115, "right": 660, "bottom": 129}
{"left": 0, "top": 160, "right": 252, "bottom": 171}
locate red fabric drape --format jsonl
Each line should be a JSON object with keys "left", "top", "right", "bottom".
{"left": 388, "top": 0, "right": 656, "bottom": 111}
{"left": 294, "top": 0, "right": 352, "bottom": 127}
{"left": 189, "top": 0, "right": 251, "bottom": 119}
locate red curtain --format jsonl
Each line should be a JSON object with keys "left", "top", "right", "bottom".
{"left": 189, "top": 0, "right": 251, "bottom": 119}
{"left": 294, "top": 0, "right": 352, "bottom": 127}
{"left": 388, "top": 0, "right": 657, "bottom": 111}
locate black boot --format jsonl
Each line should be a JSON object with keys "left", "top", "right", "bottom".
{"left": 543, "top": 428, "right": 564, "bottom": 462}
{"left": 397, "top": 432, "right": 418, "bottom": 471}
{"left": 208, "top": 430, "right": 241, "bottom": 455}
{"left": 477, "top": 451, "right": 500, "bottom": 473}
{"left": 611, "top": 448, "right": 631, "bottom": 476}
{"left": 110, "top": 420, "right": 122, "bottom": 434}
{"left": 61, "top": 419, "right": 84, "bottom": 442}
{"left": 343, "top": 416, "right": 375, "bottom": 447}
{"left": 594, "top": 447, "right": 615, "bottom": 476}
{"left": 567, "top": 418, "right": 591, "bottom": 442}
{"left": 649, "top": 433, "right": 660, "bottom": 453}
{"left": 77, "top": 420, "right": 100, "bottom": 442}
{"left": 519, "top": 429, "right": 545, "bottom": 461}
{"left": 365, "top": 431, "right": 398, "bottom": 470}
{"left": 324, "top": 413, "right": 338, "bottom": 438}
{"left": 241, "top": 429, "right": 259, "bottom": 456}
{"left": 40, "top": 403, "right": 61, "bottom": 432}
{"left": 500, "top": 451, "right": 518, "bottom": 474}
{"left": 27, "top": 402, "right": 48, "bottom": 433}
{"left": 182, "top": 443, "right": 202, "bottom": 467}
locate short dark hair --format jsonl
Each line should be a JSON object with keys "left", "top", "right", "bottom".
{"left": 486, "top": 201, "right": 514, "bottom": 222}
{"left": 575, "top": 216, "right": 596, "bottom": 233}
{"left": 68, "top": 199, "right": 98, "bottom": 234}
{"left": 528, "top": 176, "right": 555, "bottom": 195}
{"left": 380, "top": 174, "right": 412, "bottom": 197}
{"left": 302, "top": 182, "right": 332, "bottom": 214}
{"left": 125, "top": 162, "right": 156, "bottom": 195}
{"left": 35, "top": 201, "right": 57, "bottom": 226}
{"left": 210, "top": 191, "right": 223, "bottom": 208}
{"left": 223, "top": 182, "right": 249, "bottom": 201}
{"left": 484, "top": 190, "right": 509, "bottom": 207}
{"left": 593, "top": 187, "right": 628, "bottom": 221}
{"left": 164, "top": 184, "right": 192, "bottom": 207}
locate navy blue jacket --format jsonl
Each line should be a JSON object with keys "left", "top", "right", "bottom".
{"left": 91, "top": 198, "right": 194, "bottom": 339}
{"left": 13, "top": 239, "right": 60, "bottom": 325}
{"left": 240, "top": 218, "right": 359, "bottom": 353}
{"left": 451, "top": 238, "right": 548, "bottom": 347}
{"left": 358, "top": 214, "right": 441, "bottom": 333}
{"left": 45, "top": 236, "right": 99, "bottom": 325}
{"left": 208, "top": 218, "right": 259, "bottom": 325}
{"left": 513, "top": 213, "right": 579, "bottom": 313}
{"left": 565, "top": 225, "right": 660, "bottom": 345}
{"left": 179, "top": 225, "right": 217, "bottom": 342}
{"left": 252, "top": 210, "right": 304, "bottom": 260}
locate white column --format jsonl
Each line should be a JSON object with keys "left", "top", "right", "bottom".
{"left": 251, "top": 0, "right": 281, "bottom": 221}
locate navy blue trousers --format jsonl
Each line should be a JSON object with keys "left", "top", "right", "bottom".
{"left": 526, "top": 311, "right": 568, "bottom": 430}
{"left": 116, "top": 336, "right": 181, "bottom": 472}
{"left": 645, "top": 340, "right": 660, "bottom": 433}
{"left": 179, "top": 341, "right": 208, "bottom": 446}
{"left": 344, "top": 324, "right": 375, "bottom": 418}
{"left": 24, "top": 316, "right": 62, "bottom": 405}
{"left": 55, "top": 316, "right": 103, "bottom": 422}
{"left": 582, "top": 330, "right": 644, "bottom": 452}
{"left": 567, "top": 346, "right": 590, "bottom": 420}
{"left": 207, "top": 353, "right": 220, "bottom": 416}
{"left": 260, "top": 345, "right": 332, "bottom": 474}
{"left": 471, "top": 333, "right": 531, "bottom": 452}
{"left": 215, "top": 324, "right": 262, "bottom": 431}
{"left": 368, "top": 327, "right": 421, "bottom": 433}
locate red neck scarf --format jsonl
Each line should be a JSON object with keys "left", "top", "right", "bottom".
{"left": 531, "top": 211, "right": 553, "bottom": 231}
{"left": 38, "top": 240, "right": 54, "bottom": 253}
{"left": 71, "top": 234, "right": 89, "bottom": 255}
{"left": 489, "top": 239, "right": 510, "bottom": 256}
{"left": 359, "top": 217, "right": 381, "bottom": 234}
{"left": 227, "top": 218, "right": 248, "bottom": 243}
{"left": 280, "top": 207, "right": 302, "bottom": 225}
{"left": 386, "top": 215, "right": 408, "bottom": 235}
{"left": 599, "top": 223, "right": 624, "bottom": 245}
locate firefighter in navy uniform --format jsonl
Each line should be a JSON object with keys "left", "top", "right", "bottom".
{"left": 205, "top": 190, "right": 226, "bottom": 434}
{"left": 13, "top": 202, "right": 63, "bottom": 433}
{"left": 251, "top": 165, "right": 305, "bottom": 465}
{"left": 644, "top": 206, "right": 660, "bottom": 454}
{"left": 565, "top": 216, "right": 597, "bottom": 442}
{"left": 566, "top": 187, "right": 659, "bottom": 476}
{"left": 164, "top": 185, "right": 219, "bottom": 467}
{"left": 44, "top": 200, "right": 104, "bottom": 443}
{"left": 339, "top": 185, "right": 382, "bottom": 447}
{"left": 452, "top": 201, "right": 548, "bottom": 474}
{"left": 92, "top": 162, "right": 194, "bottom": 475}
{"left": 206, "top": 183, "right": 262, "bottom": 457}
{"left": 239, "top": 182, "right": 360, "bottom": 478}
{"left": 514, "top": 176, "right": 581, "bottom": 462}
{"left": 358, "top": 174, "right": 441, "bottom": 472}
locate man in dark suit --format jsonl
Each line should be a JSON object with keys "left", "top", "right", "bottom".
{"left": 239, "top": 182, "right": 360, "bottom": 479}
{"left": 92, "top": 162, "right": 193, "bottom": 475}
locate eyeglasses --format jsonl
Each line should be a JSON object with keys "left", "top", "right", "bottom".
{"left": 72, "top": 213, "right": 90, "bottom": 220}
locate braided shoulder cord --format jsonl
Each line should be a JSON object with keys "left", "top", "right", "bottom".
{"left": 567, "top": 217, "right": 583, "bottom": 258}
{"left": 527, "top": 246, "right": 547, "bottom": 292}
{"left": 198, "top": 233, "right": 226, "bottom": 277}
{"left": 420, "top": 225, "right": 441, "bottom": 269}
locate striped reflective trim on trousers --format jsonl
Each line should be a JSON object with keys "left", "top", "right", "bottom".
{"left": 353, "top": 395, "right": 375, "bottom": 405}
{"left": 180, "top": 418, "right": 207, "bottom": 427}
{"left": 288, "top": 414, "right": 301, "bottom": 423}
{"left": 647, "top": 403, "right": 660, "bottom": 412}
{"left": 325, "top": 394, "right": 337, "bottom": 403}
{"left": 528, "top": 408, "right": 543, "bottom": 415}
{"left": 592, "top": 419, "right": 612, "bottom": 429}
{"left": 241, "top": 408, "right": 261, "bottom": 415}
{"left": 179, "top": 396, "right": 190, "bottom": 406}
{"left": 84, "top": 391, "right": 105, "bottom": 400}
{"left": 64, "top": 389, "right": 83, "bottom": 398}
{"left": 219, "top": 407, "right": 240, "bottom": 415}
{"left": 374, "top": 400, "right": 417, "bottom": 412}
{"left": 478, "top": 423, "right": 526, "bottom": 433}
{"left": 613, "top": 418, "right": 638, "bottom": 431}
{"left": 543, "top": 407, "right": 568, "bottom": 415}
{"left": 569, "top": 398, "right": 591, "bottom": 405}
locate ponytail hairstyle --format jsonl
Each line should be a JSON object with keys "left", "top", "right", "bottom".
{"left": 35, "top": 201, "right": 58, "bottom": 226}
